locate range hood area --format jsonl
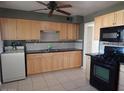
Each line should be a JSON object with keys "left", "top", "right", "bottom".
{"left": 40, "top": 31, "right": 60, "bottom": 41}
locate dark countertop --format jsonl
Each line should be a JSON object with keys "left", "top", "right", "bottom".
{"left": 26, "top": 48, "right": 83, "bottom": 54}
{"left": 85, "top": 53, "right": 103, "bottom": 56}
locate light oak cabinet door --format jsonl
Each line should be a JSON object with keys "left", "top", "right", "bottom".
{"left": 27, "top": 54, "right": 42, "bottom": 75}
{"left": 50, "top": 22, "right": 61, "bottom": 31}
{"left": 67, "top": 23, "right": 79, "bottom": 40}
{"left": 73, "top": 51, "right": 82, "bottom": 67}
{"left": 115, "top": 10, "right": 124, "bottom": 26}
{"left": 63, "top": 51, "right": 81, "bottom": 69}
{"left": 67, "top": 24, "right": 74, "bottom": 40}
{"left": 59, "top": 23, "right": 67, "bottom": 40}
{"left": 40, "top": 21, "right": 55, "bottom": 31}
{"left": 94, "top": 16, "right": 103, "bottom": 40}
{"left": 63, "top": 52, "right": 70, "bottom": 69}
{"left": 52, "top": 52, "right": 64, "bottom": 70}
{"left": 40, "top": 21, "right": 51, "bottom": 31}
{"left": 41, "top": 21, "right": 61, "bottom": 31}
{"left": 102, "top": 12, "right": 115, "bottom": 27}
{"left": 16, "top": 19, "right": 32, "bottom": 40}
{"left": 41, "top": 53, "right": 53, "bottom": 72}
{"left": 1, "top": 18, "right": 17, "bottom": 40}
{"left": 69, "top": 51, "right": 81, "bottom": 68}
{"left": 31, "top": 20, "right": 41, "bottom": 40}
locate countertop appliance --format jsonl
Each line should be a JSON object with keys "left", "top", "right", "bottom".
{"left": 100, "top": 26, "right": 124, "bottom": 42}
{"left": 1, "top": 46, "right": 26, "bottom": 83}
{"left": 90, "top": 46, "right": 124, "bottom": 91}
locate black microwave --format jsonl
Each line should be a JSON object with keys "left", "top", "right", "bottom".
{"left": 100, "top": 26, "right": 124, "bottom": 42}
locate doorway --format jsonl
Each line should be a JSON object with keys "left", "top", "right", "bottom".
{"left": 83, "top": 22, "right": 94, "bottom": 80}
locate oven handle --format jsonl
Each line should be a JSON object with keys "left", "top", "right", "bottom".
{"left": 94, "top": 62, "right": 114, "bottom": 69}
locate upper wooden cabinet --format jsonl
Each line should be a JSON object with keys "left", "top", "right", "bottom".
{"left": 102, "top": 12, "right": 115, "bottom": 27}
{"left": 31, "top": 20, "right": 41, "bottom": 40}
{"left": 59, "top": 23, "right": 67, "bottom": 40}
{"left": 16, "top": 19, "right": 32, "bottom": 40}
{"left": 67, "top": 23, "right": 79, "bottom": 40}
{"left": 0, "top": 18, "right": 80, "bottom": 40}
{"left": 102, "top": 10, "right": 124, "bottom": 27}
{"left": 114, "top": 10, "right": 124, "bottom": 26}
{"left": 94, "top": 16, "right": 103, "bottom": 40}
{"left": 94, "top": 9, "right": 124, "bottom": 40}
{"left": 1, "top": 18, "right": 17, "bottom": 40}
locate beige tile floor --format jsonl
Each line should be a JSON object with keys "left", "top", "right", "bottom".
{"left": 0, "top": 68, "right": 97, "bottom": 91}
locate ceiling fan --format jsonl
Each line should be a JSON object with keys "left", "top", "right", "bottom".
{"left": 31, "top": 1, "right": 72, "bottom": 16}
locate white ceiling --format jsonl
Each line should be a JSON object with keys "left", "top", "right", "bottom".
{"left": 0, "top": 1, "right": 120, "bottom": 16}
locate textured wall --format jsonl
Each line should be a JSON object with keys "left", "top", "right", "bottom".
{"left": 84, "top": 2, "right": 124, "bottom": 23}
{"left": 26, "top": 42, "right": 82, "bottom": 51}
{"left": 0, "top": 8, "right": 70, "bottom": 23}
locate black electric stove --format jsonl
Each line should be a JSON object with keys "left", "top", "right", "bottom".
{"left": 90, "top": 46, "right": 124, "bottom": 91}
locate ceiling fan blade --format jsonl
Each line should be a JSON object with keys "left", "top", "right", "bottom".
{"left": 30, "top": 8, "right": 48, "bottom": 12}
{"left": 57, "top": 4, "right": 72, "bottom": 8}
{"left": 48, "top": 9, "right": 54, "bottom": 16}
{"left": 56, "top": 9, "right": 71, "bottom": 15}
{"left": 36, "top": 1, "right": 48, "bottom": 6}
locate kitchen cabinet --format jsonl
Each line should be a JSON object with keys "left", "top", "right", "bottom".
{"left": 102, "top": 10, "right": 124, "bottom": 27}
{"left": 16, "top": 19, "right": 32, "bottom": 40}
{"left": 94, "top": 16, "right": 103, "bottom": 40}
{"left": 27, "top": 51, "right": 82, "bottom": 75}
{"left": 102, "top": 12, "right": 115, "bottom": 27}
{"left": 41, "top": 21, "right": 61, "bottom": 31}
{"left": 50, "top": 22, "right": 61, "bottom": 31}
{"left": 63, "top": 52, "right": 70, "bottom": 69}
{"left": 52, "top": 52, "right": 64, "bottom": 70}
{"left": 40, "top": 21, "right": 49, "bottom": 31}
{"left": 0, "top": 18, "right": 80, "bottom": 40}
{"left": 73, "top": 51, "right": 82, "bottom": 67}
{"left": 65, "top": 51, "right": 81, "bottom": 68}
{"left": 115, "top": 10, "right": 124, "bottom": 26}
{"left": 41, "top": 53, "right": 53, "bottom": 72}
{"left": 94, "top": 9, "right": 124, "bottom": 40}
{"left": 67, "top": 23, "right": 79, "bottom": 40}
{"left": 31, "top": 20, "right": 41, "bottom": 40}
{"left": 1, "top": 18, "right": 17, "bottom": 40}
{"left": 59, "top": 23, "right": 67, "bottom": 40}
{"left": 67, "top": 24, "right": 74, "bottom": 40}
{"left": 27, "top": 54, "right": 42, "bottom": 75}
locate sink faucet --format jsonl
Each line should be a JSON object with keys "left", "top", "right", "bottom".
{"left": 47, "top": 44, "right": 53, "bottom": 51}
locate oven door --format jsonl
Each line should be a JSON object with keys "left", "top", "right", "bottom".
{"left": 93, "top": 64, "right": 110, "bottom": 83}
{"left": 90, "top": 61, "right": 119, "bottom": 91}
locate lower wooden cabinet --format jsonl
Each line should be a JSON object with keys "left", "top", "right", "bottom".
{"left": 27, "top": 54, "right": 42, "bottom": 75}
{"left": 41, "top": 53, "right": 53, "bottom": 72}
{"left": 27, "top": 51, "right": 82, "bottom": 75}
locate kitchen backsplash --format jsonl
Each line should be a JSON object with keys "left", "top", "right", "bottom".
{"left": 99, "top": 41, "right": 124, "bottom": 53}
{"left": 26, "top": 42, "right": 83, "bottom": 51}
